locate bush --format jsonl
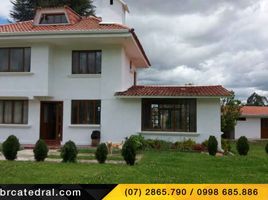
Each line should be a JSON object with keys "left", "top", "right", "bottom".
{"left": 91, "top": 131, "right": 100, "bottom": 140}
{"left": 192, "top": 144, "right": 206, "bottom": 152}
{"left": 61, "top": 141, "right": 78, "bottom": 163}
{"left": 236, "top": 136, "right": 249, "bottom": 156}
{"left": 202, "top": 140, "right": 209, "bottom": 148}
{"left": 208, "top": 136, "right": 218, "bottom": 156}
{"left": 122, "top": 138, "right": 136, "bottom": 166}
{"left": 33, "top": 139, "right": 48, "bottom": 162}
{"left": 128, "top": 134, "right": 145, "bottom": 151}
{"left": 95, "top": 143, "right": 108, "bottom": 164}
{"left": 265, "top": 143, "right": 268, "bottom": 154}
{"left": 172, "top": 139, "right": 196, "bottom": 151}
{"left": 2, "top": 135, "right": 20, "bottom": 161}
{"left": 144, "top": 139, "right": 172, "bottom": 150}
{"left": 221, "top": 139, "right": 231, "bottom": 153}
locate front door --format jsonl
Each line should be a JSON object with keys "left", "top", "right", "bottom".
{"left": 261, "top": 118, "right": 268, "bottom": 139}
{"left": 40, "top": 102, "right": 63, "bottom": 145}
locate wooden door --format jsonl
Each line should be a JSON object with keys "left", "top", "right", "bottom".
{"left": 261, "top": 118, "right": 268, "bottom": 139}
{"left": 40, "top": 102, "right": 63, "bottom": 145}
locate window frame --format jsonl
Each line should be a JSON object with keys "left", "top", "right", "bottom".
{"left": 39, "top": 13, "right": 68, "bottom": 25}
{"left": 71, "top": 100, "right": 101, "bottom": 125}
{"left": 72, "top": 50, "right": 102, "bottom": 74}
{"left": 0, "top": 47, "right": 31, "bottom": 72}
{"left": 142, "top": 99, "right": 197, "bottom": 132}
{"left": 0, "top": 100, "right": 28, "bottom": 124}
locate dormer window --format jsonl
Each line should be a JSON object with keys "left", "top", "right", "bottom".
{"left": 39, "top": 13, "right": 68, "bottom": 25}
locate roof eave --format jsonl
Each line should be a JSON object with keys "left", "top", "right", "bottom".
{"left": 115, "top": 95, "right": 229, "bottom": 99}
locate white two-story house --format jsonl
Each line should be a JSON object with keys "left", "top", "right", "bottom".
{"left": 0, "top": 0, "right": 230, "bottom": 146}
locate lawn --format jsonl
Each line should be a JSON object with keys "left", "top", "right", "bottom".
{"left": 0, "top": 141, "right": 267, "bottom": 183}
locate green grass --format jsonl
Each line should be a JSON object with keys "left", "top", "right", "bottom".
{"left": 0, "top": 141, "right": 267, "bottom": 184}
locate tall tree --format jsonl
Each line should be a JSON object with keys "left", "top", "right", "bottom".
{"left": 221, "top": 92, "right": 241, "bottom": 139}
{"left": 246, "top": 92, "right": 268, "bottom": 106}
{"left": 10, "top": 0, "right": 95, "bottom": 22}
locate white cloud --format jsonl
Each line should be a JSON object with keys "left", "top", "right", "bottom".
{"left": 0, "top": 0, "right": 12, "bottom": 19}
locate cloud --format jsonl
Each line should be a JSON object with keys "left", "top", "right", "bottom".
{"left": 0, "top": 0, "right": 12, "bottom": 19}
{"left": 125, "top": 0, "right": 268, "bottom": 101}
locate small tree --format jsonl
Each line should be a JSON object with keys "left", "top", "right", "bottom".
{"left": 33, "top": 139, "right": 48, "bottom": 162}
{"left": 265, "top": 143, "right": 268, "bottom": 154}
{"left": 236, "top": 136, "right": 249, "bottom": 156}
{"left": 61, "top": 141, "right": 78, "bottom": 163}
{"left": 122, "top": 139, "right": 136, "bottom": 166}
{"left": 2, "top": 135, "right": 20, "bottom": 161}
{"left": 95, "top": 143, "right": 108, "bottom": 164}
{"left": 221, "top": 92, "right": 241, "bottom": 138}
{"left": 208, "top": 136, "right": 218, "bottom": 156}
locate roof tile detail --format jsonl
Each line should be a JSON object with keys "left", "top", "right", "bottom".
{"left": 115, "top": 85, "right": 231, "bottom": 97}
{"left": 240, "top": 106, "right": 268, "bottom": 117}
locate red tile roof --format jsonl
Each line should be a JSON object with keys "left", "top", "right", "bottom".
{"left": 240, "top": 106, "right": 268, "bottom": 117}
{"left": 115, "top": 85, "right": 231, "bottom": 97}
{"left": 0, "top": 17, "right": 128, "bottom": 33}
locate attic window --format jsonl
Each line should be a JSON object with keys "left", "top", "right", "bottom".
{"left": 39, "top": 13, "right": 68, "bottom": 24}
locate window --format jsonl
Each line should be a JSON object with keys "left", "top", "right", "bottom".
{"left": 71, "top": 100, "right": 101, "bottom": 124}
{"left": 40, "top": 13, "right": 68, "bottom": 24}
{"left": 0, "top": 48, "right": 31, "bottom": 72}
{"left": 72, "top": 51, "right": 102, "bottom": 74}
{"left": 142, "top": 99, "right": 196, "bottom": 132}
{"left": 0, "top": 100, "right": 28, "bottom": 124}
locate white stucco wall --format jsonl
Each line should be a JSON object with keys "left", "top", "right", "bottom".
{"left": 96, "top": 0, "right": 126, "bottom": 24}
{"left": 235, "top": 117, "right": 261, "bottom": 139}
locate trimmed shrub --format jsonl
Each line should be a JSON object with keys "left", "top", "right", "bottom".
{"left": 122, "top": 138, "right": 136, "bottom": 166}
{"left": 33, "top": 139, "right": 48, "bottom": 162}
{"left": 95, "top": 143, "right": 108, "bottom": 164}
{"left": 2, "top": 135, "right": 20, "bottom": 161}
{"left": 61, "top": 141, "right": 78, "bottom": 163}
{"left": 236, "top": 136, "right": 249, "bottom": 156}
{"left": 208, "top": 136, "right": 218, "bottom": 156}
{"left": 265, "top": 143, "right": 268, "bottom": 154}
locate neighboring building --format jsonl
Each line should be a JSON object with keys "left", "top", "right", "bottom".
{"left": 235, "top": 106, "right": 268, "bottom": 139}
{"left": 0, "top": 0, "right": 231, "bottom": 146}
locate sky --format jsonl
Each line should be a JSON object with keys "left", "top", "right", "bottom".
{"left": 1, "top": 0, "right": 268, "bottom": 101}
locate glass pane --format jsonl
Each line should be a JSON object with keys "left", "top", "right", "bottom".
{"left": 10, "top": 49, "right": 23, "bottom": 72}
{"left": 96, "top": 101, "right": 101, "bottom": 124}
{"left": 79, "top": 53, "right": 88, "bottom": 74}
{"left": 88, "top": 101, "right": 94, "bottom": 124}
{"left": 23, "top": 101, "right": 28, "bottom": 124}
{"left": 24, "top": 48, "right": 31, "bottom": 72}
{"left": 4, "top": 101, "right": 12, "bottom": 124}
{"left": 87, "top": 52, "right": 96, "bottom": 73}
{"left": 72, "top": 52, "right": 79, "bottom": 74}
{"left": 14, "top": 101, "right": 23, "bottom": 124}
{"left": 96, "top": 51, "right": 102, "bottom": 74}
{"left": 0, "top": 101, "right": 3, "bottom": 123}
{"left": 79, "top": 101, "right": 85, "bottom": 123}
{"left": 71, "top": 101, "right": 78, "bottom": 124}
{"left": 0, "top": 49, "right": 8, "bottom": 72}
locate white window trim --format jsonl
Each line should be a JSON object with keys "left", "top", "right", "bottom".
{"left": 68, "top": 124, "right": 101, "bottom": 128}
{"left": 0, "top": 72, "right": 34, "bottom": 76}
{"left": 0, "top": 124, "right": 31, "bottom": 128}
{"left": 68, "top": 74, "right": 101, "bottom": 78}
